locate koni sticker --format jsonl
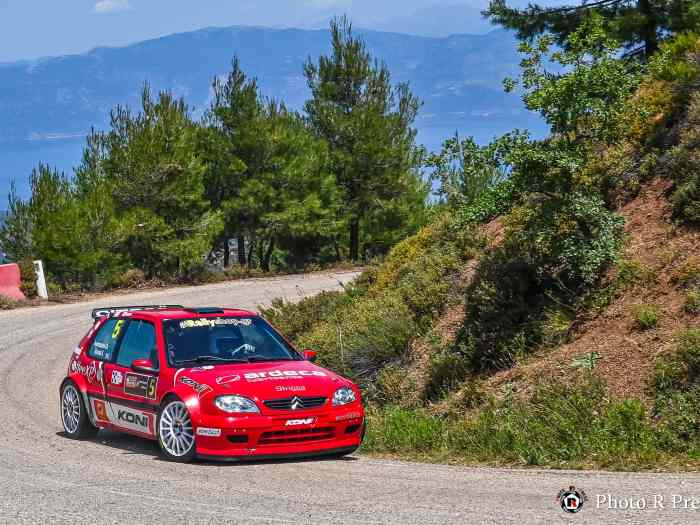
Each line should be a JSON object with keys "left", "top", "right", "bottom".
{"left": 91, "top": 398, "right": 155, "bottom": 436}
{"left": 179, "top": 376, "right": 213, "bottom": 397}
{"left": 124, "top": 373, "right": 158, "bottom": 399}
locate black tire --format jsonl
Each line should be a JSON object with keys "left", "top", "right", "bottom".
{"left": 156, "top": 398, "right": 196, "bottom": 462}
{"left": 60, "top": 381, "right": 98, "bottom": 439}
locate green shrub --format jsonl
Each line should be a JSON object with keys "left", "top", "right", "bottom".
{"left": 423, "top": 351, "right": 471, "bottom": 402}
{"left": 663, "top": 92, "right": 700, "bottom": 224}
{"left": 364, "top": 406, "right": 448, "bottom": 454}
{"left": 17, "top": 259, "right": 37, "bottom": 298}
{"left": 617, "top": 258, "right": 658, "bottom": 289}
{"left": 674, "top": 256, "right": 700, "bottom": 289}
{"left": 685, "top": 288, "right": 700, "bottom": 314}
{"left": 372, "top": 365, "right": 418, "bottom": 407}
{"left": 365, "top": 377, "right": 660, "bottom": 468}
{"left": 260, "top": 291, "right": 351, "bottom": 342}
{"left": 456, "top": 246, "right": 547, "bottom": 372}
{"left": 633, "top": 304, "right": 661, "bottom": 330}
{"left": 298, "top": 291, "right": 417, "bottom": 381}
{"left": 506, "top": 192, "right": 624, "bottom": 286}
{"left": 678, "top": 329, "right": 700, "bottom": 383}
{"left": 652, "top": 329, "right": 700, "bottom": 452}
{"left": 0, "top": 294, "right": 20, "bottom": 309}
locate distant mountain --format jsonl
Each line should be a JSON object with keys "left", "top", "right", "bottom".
{"left": 0, "top": 25, "right": 542, "bottom": 144}
{"left": 0, "top": 25, "right": 548, "bottom": 199}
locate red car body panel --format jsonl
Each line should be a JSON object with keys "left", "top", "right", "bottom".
{"left": 62, "top": 307, "right": 365, "bottom": 460}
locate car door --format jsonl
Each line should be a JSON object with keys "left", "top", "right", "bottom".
{"left": 103, "top": 318, "right": 160, "bottom": 437}
{"left": 80, "top": 317, "right": 126, "bottom": 426}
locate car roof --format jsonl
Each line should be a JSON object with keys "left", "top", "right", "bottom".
{"left": 131, "top": 307, "right": 258, "bottom": 321}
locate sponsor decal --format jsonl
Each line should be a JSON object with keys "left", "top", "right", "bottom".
{"left": 216, "top": 374, "right": 241, "bottom": 385}
{"left": 243, "top": 370, "right": 327, "bottom": 382}
{"left": 275, "top": 385, "right": 306, "bottom": 392}
{"left": 93, "top": 399, "right": 108, "bottom": 422}
{"left": 558, "top": 486, "right": 587, "bottom": 514}
{"left": 179, "top": 376, "right": 213, "bottom": 397}
{"left": 335, "top": 411, "right": 362, "bottom": 422}
{"left": 89, "top": 398, "right": 155, "bottom": 436}
{"left": 285, "top": 418, "right": 315, "bottom": 426}
{"left": 196, "top": 427, "right": 222, "bottom": 437}
{"left": 111, "top": 319, "right": 125, "bottom": 340}
{"left": 190, "top": 366, "right": 214, "bottom": 372}
{"left": 70, "top": 357, "right": 102, "bottom": 385}
{"left": 124, "top": 373, "right": 158, "bottom": 399}
{"left": 111, "top": 370, "right": 123, "bottom": 385}
{"left": 179, "top": 318, "right": 252, "bottom": 329}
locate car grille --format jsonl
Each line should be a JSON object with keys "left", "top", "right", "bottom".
{"left": 263, "top": 396, "right": 327, "bottom": 411}
{"left": 258, "top": 427, "right": 335, "bottom": 445}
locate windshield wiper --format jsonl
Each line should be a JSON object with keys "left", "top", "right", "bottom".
{"left": 245, "top": 356, "right": 295, "bottom": 362}
{"left": 174, "top": 355, "right": 249, "bottom": 365}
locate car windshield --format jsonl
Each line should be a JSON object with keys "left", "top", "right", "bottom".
{"left": 163, "top": 316, "right": 301, "bottom": 366}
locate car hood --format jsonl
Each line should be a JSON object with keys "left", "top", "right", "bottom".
{"left": 174, "top": 359, "right": 349, "bottom": 400}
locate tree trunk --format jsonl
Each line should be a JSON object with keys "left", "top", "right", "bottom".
{"left": 638, "top": 0, "right": 658, "bottom": 57}
{"left": 349, "top": 218, "right": 360, "bottom": 262}
{"left": 237, "top": 236, "right": 246, "bottom": 266}
{"left": 333, "top": 237, "right": 342, "bottom": 262}
{"left": 223, "top": 238, "right": 230, "bottom": 268}
{"left": 247, "top": 241, "right": 255, "bottom": 269}
{"left": 262, "top": 239, "right": 275, "bottom": 272}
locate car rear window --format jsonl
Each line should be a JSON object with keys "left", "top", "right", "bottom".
{"left": 88, "top": 318, "right": 124, "bottom": 361}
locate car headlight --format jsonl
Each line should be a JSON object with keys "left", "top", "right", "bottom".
{"left": 332, "top": 386, "right": 356, "bottom": 406}
{"left": 215, "top": 395, "right": 260, "bottom": 414}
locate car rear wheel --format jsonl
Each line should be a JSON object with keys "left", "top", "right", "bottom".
{"left": 157, "top": 399, "right": 196, "bottom": 462}
{"left": 60, "top": 382, "right": 98, "bottom": 439}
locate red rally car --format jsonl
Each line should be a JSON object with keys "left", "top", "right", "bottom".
{"left": 59, "top": 305, "right": 365, "bottom": 462}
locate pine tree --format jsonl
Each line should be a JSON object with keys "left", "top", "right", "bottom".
{"left": 485, "top": 0, "right": 700, "bottom": 58}
{"left": 304, "top": 16, "right": 424, "bottom": 261}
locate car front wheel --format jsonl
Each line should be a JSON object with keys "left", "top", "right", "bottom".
{"left": 157, "top": 398, "right": 196, "bottom": 462}
{"left": 60, "top": 382, "right": 98, "bottom": 439}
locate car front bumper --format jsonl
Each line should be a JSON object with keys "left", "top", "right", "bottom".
{"left": 192, "top": 405, "right": 365, "bottom": 460}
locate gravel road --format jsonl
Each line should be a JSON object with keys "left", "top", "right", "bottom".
{"left": 0, "top": 271, "right": 698, "bottom": 524}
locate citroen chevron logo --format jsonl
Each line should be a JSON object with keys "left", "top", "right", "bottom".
{"left": 290, "top": 396, "right": 304, "bottom": 410}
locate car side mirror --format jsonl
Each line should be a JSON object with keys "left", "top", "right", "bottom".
{"left": 131, "top": 358, "right": 157, "bottom": 374}
{"left": 302, "top": 349, "right": 317, "bottom": 362}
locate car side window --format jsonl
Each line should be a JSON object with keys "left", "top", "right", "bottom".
{"left": 116, "top": 320, "right": 158, "bottom": 369}
{"left": 87, "top": 318, "right": 125, "bottom": 361}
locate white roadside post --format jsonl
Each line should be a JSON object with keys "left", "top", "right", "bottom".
{"left": 33, "top": 260, "right": 49, "bottom": 299}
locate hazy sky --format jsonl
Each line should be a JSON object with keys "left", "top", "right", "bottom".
{"left": 0, "top": 0, "right": 559, "bottom": 63}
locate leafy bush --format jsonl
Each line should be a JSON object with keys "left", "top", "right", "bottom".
{"left": 17, "top": 259, "right": 37, "bottom": 298}
{"left": 652, "top": 329, "right": 700, "bottom": 452}
{"left": 457, "top": 246, "right": 545, "bottom": 372}
{"left": 506, "top": 192, "right": 624, "bottom": 286}
{"left": 674, "top": 256, "right": 700, "bottom": 288}
{"left": 298, "top": 291, "right": 417, "bottom": 380}
{"left": 260, "top": 291, "right": 352, "bottom": 342}
{"left": 0, "top": 295, "right": 20, "bottom": 309}
{"left": 685, "top": 288, "right": 700, "bottom": 314}
{"left": 365, "top": 377, "right": 660, "bottom": 468}
{"left": 633, "top": 304, "right": 661, "bottom": 330}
